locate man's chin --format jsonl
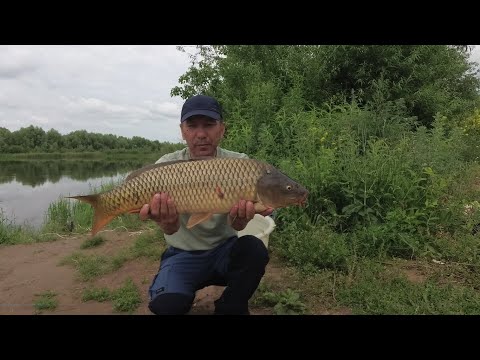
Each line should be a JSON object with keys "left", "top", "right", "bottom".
{"left": 192, "top": 146, "right": 215, "bottom": 158}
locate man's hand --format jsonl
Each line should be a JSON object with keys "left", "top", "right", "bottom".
{"left": 229, "top": 200, "right": 274, "bottom": 231}
{"left": 139, "top": 192, "right": 180, "bottom": 235}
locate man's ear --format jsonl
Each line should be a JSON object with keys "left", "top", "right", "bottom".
{"left": 180, "top": 123, "right": 186, "bottom": 140}
{"left": 220, "top": 122, "right": 226, "bottom": 138}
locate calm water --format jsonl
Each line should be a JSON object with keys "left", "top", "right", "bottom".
{"left": 0, "top": 159, "right": 150, "bottom": 228}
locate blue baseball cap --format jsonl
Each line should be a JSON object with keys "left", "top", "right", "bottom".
{"left": 180, "top": 94, "right": 223, "bottom": 123}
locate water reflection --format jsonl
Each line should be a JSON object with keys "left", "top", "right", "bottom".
{"left": 0, "top": 159, "right": 152, "bottom": 228}
{"left": 0, "top": 160, "right": 147, "bottom": 187}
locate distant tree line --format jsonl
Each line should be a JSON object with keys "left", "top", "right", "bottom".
{"left": 0, "top": 126, "right": 183, "bottom": 154}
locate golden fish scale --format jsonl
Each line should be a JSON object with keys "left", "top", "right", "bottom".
{"left": 99, "top": 158, "right": 266, "bottom": 216}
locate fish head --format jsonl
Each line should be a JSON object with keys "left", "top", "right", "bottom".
{"left": 256, "top": 165, "right": 309, "bottom": 209}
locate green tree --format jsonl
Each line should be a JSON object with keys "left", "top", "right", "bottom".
{"left": 0, "top": 127, "right": 11, "bottom": 153}
{"left": 45, "top": 128, "right": 63, "bottom": 151}
{"left": 171, "top": 45, "right": 480, "bottom": 128}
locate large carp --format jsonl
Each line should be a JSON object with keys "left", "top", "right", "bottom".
{"left": 67, "top": 157, "right": 308, "bottom": 235}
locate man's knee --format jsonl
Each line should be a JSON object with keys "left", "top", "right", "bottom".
{"left": 231, "top": 235, "right": 269, "bottom": 269}
{"left": 148, "top": 293, "right": 194, "bottom": 315}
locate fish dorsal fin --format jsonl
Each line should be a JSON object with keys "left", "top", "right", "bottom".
{"left": 125, "top": 160, "right": 191, "bottom": 182}
{"left": 125, "top": 157, "right": 217, "bottom": 182}
{"left": 186, "top": 212, "right": 214, "bottom": 229}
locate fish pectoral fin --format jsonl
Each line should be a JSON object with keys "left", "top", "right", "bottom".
{"left": 128, "top": 208, "right": 141, "bottom": 214}
{"left": 254, "top": 202, "right": 269, "bottom": 213}
{"left": 186, "top": 212, "right": 214, "bottom": 229}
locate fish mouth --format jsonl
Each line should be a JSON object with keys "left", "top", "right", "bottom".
{"left": 297, "top": 192, "right": 308, "bottom": 207}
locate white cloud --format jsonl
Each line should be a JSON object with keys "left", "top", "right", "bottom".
{"left": 1, "top": 45, "right": 478, "bottom": 145}
{"left": 0, "top": 45, "right": 38, "bottom": 78}
{"left": 0, "top": 45, "right": 192, "bottom": 142}
{"left": 63, "top": 96, "right": 140, "bottom": 116}
{"left": 143, "top": 99, "right": 179, "bottom": 115}
{"left": 30, "top": 115, "right": 50, "bottom": 125}
{"left": 470, "top": 45, "right": 480, "bottom": 69}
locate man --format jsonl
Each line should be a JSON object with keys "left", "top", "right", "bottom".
{"left": 139, "top": 94, "right": 274, "bottom": 315}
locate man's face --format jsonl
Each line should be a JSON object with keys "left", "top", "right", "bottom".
{"left": 180, "top": 115, "right": 225, "bottom": 159}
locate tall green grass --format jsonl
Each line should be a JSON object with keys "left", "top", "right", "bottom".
{"left": 336, "top": 260, "right": 480, "bottom": 315}
{"left": 225, "top": 96, "right": 480, "bottom": 269}
{"left": 42, "top": 180, "right": 150, "bottom": 235}
{"left": 1, "top": 178, "right": 157, "bottom": 245}
{"left": 0, "top": 209, "right": 41, "bottom": 245}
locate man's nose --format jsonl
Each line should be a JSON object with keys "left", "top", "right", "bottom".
{"left": 195, "top": 127, "right": 208, "bottom": 138}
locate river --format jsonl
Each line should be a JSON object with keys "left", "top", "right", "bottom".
{"left": 0, "top": 159, "right": 150, "bottom": 228}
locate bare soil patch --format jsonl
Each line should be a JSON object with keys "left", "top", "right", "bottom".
{"left": 0, "top": 232, "right": 279, "bottom": 315}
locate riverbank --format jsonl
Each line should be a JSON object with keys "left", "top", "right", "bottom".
{"left": 2, "top": 225, "right": 480, "bottom": 315}
{"left": 0, "top": 151, "right": 169, "bottom": 162}
{"left": 0, "top": 228, "right": 275, "bottom": 315}
{"left": 2, "top": 167, "right": 480, "bottom": 315}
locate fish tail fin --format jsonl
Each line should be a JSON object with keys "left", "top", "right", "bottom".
{"left": 66, "top": 194, "right": 116, "bottom": 236}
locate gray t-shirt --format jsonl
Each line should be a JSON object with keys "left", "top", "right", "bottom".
{"left": 155, "top": 147, "right": 249, "bottom": 251}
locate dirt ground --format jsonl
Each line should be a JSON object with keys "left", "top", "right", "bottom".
{"left": 2, "top": 229, "right": 440, "bottom": 316}
{"left": 0, "top": 232, "right": 278, "bottom": 315}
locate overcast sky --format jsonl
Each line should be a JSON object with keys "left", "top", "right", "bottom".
{"left": 1, "top": 45, "right": 480, "bottom": 144}
{"left": 0, "top": 45, "right": 192, "bottom": 143}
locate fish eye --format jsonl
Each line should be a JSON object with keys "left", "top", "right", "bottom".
{"left": 286, "top": 185, "right": 292, "bottom": 190}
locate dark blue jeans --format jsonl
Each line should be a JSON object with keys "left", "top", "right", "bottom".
{"left": 148, "top": 235, "right": 269, "bottom": 315}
